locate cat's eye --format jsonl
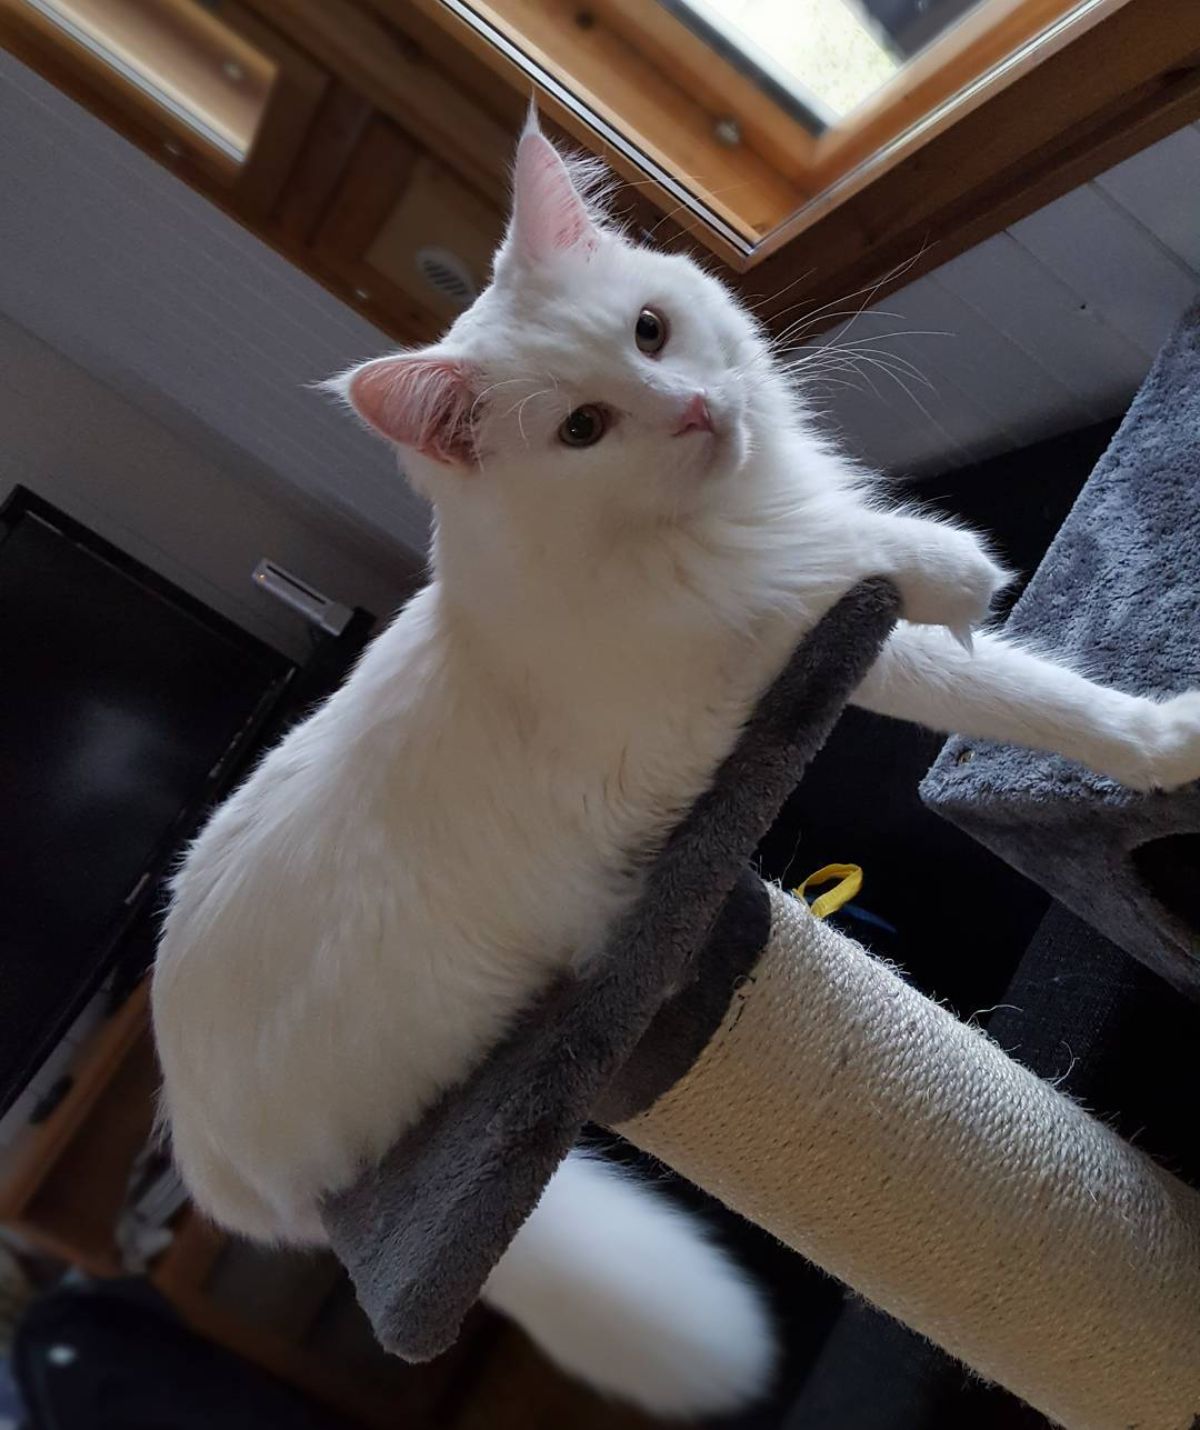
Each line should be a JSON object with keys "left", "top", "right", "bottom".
{"left": 635, "top": 307, "right": 668, "bottom": 355}
{"left": 558, "top": 404, "right": 608, "bottom": 448}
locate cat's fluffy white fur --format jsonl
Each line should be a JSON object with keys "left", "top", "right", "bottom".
{"left": 153, "top": 114, "right": 1200, "bottom": 1416}
{"left": 484, "top": 1151, "right": 774, "bottom": 1417}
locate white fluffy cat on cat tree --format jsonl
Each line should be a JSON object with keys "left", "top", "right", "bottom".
{"left": 153, "top": 112, "right": 1200, "bottom": 1417}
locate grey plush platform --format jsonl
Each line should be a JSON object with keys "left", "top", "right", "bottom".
{"left": 320, "top": 580, "right": 900, "bottom": 1364}
{"left": 922, "top": 305, "right": 1200, "bottom": 999}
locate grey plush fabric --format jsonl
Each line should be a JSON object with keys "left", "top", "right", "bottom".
{"left": 922, "top": 305, "right": 1200, "bottom": 1000}
{"left": 321, "top": 579, "right": 899, "bottom": 1363}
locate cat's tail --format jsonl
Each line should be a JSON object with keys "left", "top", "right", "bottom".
{"left": 482, "top": 1149, "right": 775, "bottom": 1418}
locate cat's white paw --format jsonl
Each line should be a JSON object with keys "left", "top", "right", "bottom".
{"left": 1129, "top": 692, "right": 1200, "bottom": 792}
{"left": 894, "top": 526, "right": 1010, "bottom": 645}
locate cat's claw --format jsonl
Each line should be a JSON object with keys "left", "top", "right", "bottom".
{"left": 892, "top": 523, "right": 1010, "bottom": 644}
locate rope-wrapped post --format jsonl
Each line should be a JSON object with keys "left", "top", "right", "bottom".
{"left": 614, "top": 887, "right": 1200, "bottom": 1430}
{"left": 317, "top": 582, "right": 1198, "bottom": 1429}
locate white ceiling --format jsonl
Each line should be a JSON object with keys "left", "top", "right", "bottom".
{"left": 2, "top": 44, "right": 1198, "bottom": 551}
{"left": 812, "top": 123, "right": 1200, "bottom": 474}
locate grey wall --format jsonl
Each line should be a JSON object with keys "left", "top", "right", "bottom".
{"left": 810, "top": 124, "right": 1200, "bottom": 475}
{"left": 0, "top": 46, "right": 430, "bottom": 661}
{"left": 0, "top": 313, "right": 417, "bottom": 661}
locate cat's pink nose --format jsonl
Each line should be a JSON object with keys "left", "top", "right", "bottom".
{"left": 674, "top": 393, "right": 714, "bottom": 436}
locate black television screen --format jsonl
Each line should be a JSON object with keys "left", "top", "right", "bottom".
{"left": 0, "top": 489, "right": 293, "bottom": 1116}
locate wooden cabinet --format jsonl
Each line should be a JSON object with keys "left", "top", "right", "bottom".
{"left": 0, "top": 985, "right": 156, "bottom": 1277}
{"left": 0, "top": 980, "right": 492, "bottom": 1429}
{"left": 0, "top": 978, "right": 660, "bottom": 1429}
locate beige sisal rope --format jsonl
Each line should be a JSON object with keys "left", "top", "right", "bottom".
{"left": 617, "top": 885, "right": 1200, "bottom": 1430}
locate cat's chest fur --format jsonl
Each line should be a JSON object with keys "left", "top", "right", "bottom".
{"left": 154, "top": 572, "right": 793, "bottom": 1229}
{"left": 366, "top": 586, "right": 780, "bottom": 961}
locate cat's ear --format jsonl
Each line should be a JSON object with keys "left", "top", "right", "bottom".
{"left": 329, "top": 353, "right": 479, "bottom": 466}
{"left": 507, "top": 110, "right": 598, "bottom": 265}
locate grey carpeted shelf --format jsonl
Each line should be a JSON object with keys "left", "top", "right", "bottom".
{"left": 922, "top": 304, "right": 1200, "bottom": 1000}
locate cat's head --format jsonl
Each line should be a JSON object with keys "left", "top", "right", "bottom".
{"left": 330, "top": 113, "right": 788, "bottom": 529}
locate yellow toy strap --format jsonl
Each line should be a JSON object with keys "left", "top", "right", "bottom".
{"left": 794, "top": 863, "right": 863, "bottom": 920}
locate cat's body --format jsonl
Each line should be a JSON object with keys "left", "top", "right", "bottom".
{"left": 153, "top": 117, "right": 1200, "bottom": 1417}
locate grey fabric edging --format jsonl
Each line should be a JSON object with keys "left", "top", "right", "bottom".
{"left": 321, "top": 578, "right": 900, "bottom": 1363}
{"left": 921, "top": 304, "right": 1200, "bottom": 999}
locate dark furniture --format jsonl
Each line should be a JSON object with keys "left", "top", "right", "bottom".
{"left": 0, "top": 485, "right": 373, "bottom": 1120}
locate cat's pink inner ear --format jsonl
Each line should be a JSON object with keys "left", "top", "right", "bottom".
{"left": 347, "top": 356, "right": 477, "bottom": 465}
{"left": 512, "top": 131, "right": 596, "bottom": 262}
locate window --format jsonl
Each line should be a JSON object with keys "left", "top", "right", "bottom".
{"left": 21, "top": 0, "right": 277, "bottom": 165}
{"left": 662, "top": 0, "right": 904, "bottom": 125}
{"left": 428, "top": 0, "right": 1131, "bottom": 260}
{"left": 5, "top": 0, "right": 327, "bottom": 214}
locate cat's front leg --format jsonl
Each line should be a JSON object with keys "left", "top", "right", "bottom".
{"left": 852, "top": 624, "right": 1200, "bottom": 791}
{"left": 1124, "top": 691, "right": 1200, "bottom": 791}
{"left": 859, "top": 511, "right": 1011, "bottom": 647}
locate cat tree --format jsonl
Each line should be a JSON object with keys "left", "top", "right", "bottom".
{"left": 320, "top": 575, "right": 1200, "bottom": 1430}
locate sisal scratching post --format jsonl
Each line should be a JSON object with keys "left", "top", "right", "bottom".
{"left": 322, "top": 585, "right": 1200, "bottom": 1429}
{"left": 616, "top": 886, "right": 1200, "bottom": 1430}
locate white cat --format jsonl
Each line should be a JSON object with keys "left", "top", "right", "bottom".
{"left": 152, "top": 115, "right": 1200, "bottom": 1418}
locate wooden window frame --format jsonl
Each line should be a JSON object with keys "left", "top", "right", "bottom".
{"left": 0, "top": 0, "right": 327, "bottom": 218}
{"left": 394, "top": 0, "right": 1200, "bottom": 317}
{"left": 4, "top": 0, "right": 1199, "bottom": 340}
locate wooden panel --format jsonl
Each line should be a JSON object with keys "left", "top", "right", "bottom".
{"left": 367, "top": 0, "right": 525, "bottom": 131}
{"left": 271, "top": 83, "right": 372, "bottom": 244}
{"left": 402, "top": 0, "right": 801, "bottom": 244}
{"left": 43, "top": 0, "right": 276, "bottom": 155}
{"left": 935, "top": 230, "right": 1151, "bottom": 419}
{"left": 313, "top": 117, "right": 418, "bottom": 261}
{"left": 311, "top": 117, "right": 445, "bottom": 341}
{"left": 1095, "top": 121, "right": 1200, "bottom": 275}
{"left": 1010, "top": 182, "right": 1200, "bottom": 357}
{"left": 450, "top": 1322, "right": 660, "bottom": 1430}
{"left": 0, "top": 0, "right": 327, "bottom": 212}
{"left": 1, "top": 997, "right": 159, "bottom": 1276}
{"left": 222, "top": 2, "right": 329, "bottom": 219}
{"left": 15, "top": 1040, "right": 159, "bottom": 1275}
{"left": 568, "top": 0, "right": 819, "bottom": 184}
{"left": 239, "top": 0, "right": 514, "bottom": 207}
{"left": 201, "top": 1241, "right": 346, "bottom": 1343}
{"left": 152, "top": 1207, "right": 226, "bottom": 1301}
{"left": 0, "top": 0, "right": 238, "bottom": 185}
{"left": 166, "top": 1287, "right": 412, "bottom": 1429}
{"left": 0, "top": 983, "right": 149, "bottom": 1224}
{"left": 364, "top": 156, "right": 504, "bottom": 322}
{"left": 302, "top": 1293, "right": 502, "bottom": 1429}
